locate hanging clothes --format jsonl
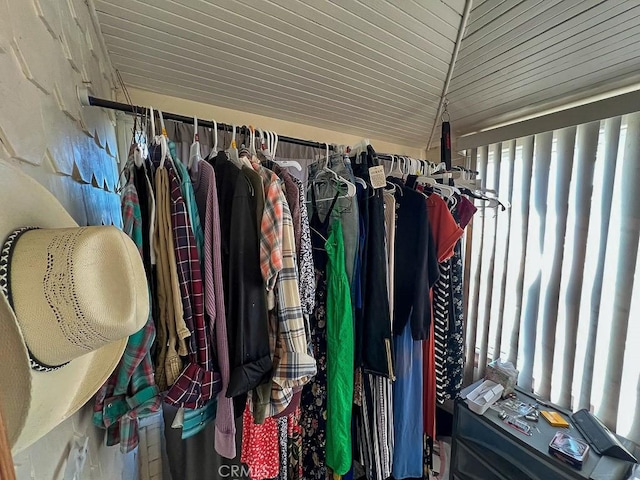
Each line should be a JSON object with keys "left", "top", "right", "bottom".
{"left": 174, "top": 156, "right": 204, "bottom": 262}
{"left": 393, "top": 323, "right": 424, "bottom": 479}
{"left": 445, "top": 200, "right": 472, "bottom": 400}
{"left": 301, "top": 188, "right": 341, "bottom": 480}
{"left": 388, "top": 177, "right": 440, "bottom": 480}
{"left": 241, "top": 406, "right": 280, "bottom": 480}
{"left": 264, "top": 162, "right": 316, "bottom": 316}
{"left": 192, "top": 160, "right": 236, "bottom": 458}
{"left": 152, "top": 158, "right": 184, "bottom": 392}
{"left": 210, "top": 151, "right": 272, "bottom": 402}
{"left": 351, "top": 146, "right": 393, "bottom": 378}
{"left": 325, "top": 219, "right": 354, "bottom": 475}
{"left": 307, "top": 154, "right": 359, "bottom": 289}
{"left": 287, "top": 407, "right": 304, "bottom": 480}
{"left": 351, "top": 146, "right": 394, "bottom": 480}
{"left": 388, "top": 178, "right": 439, "bottom": 339}
{"left": 93, "top": 160, "right": 160, "bottom": 453}
{"left": 383, "top": 190, "right": 396, "bottom": 322}
{"left": 161, "top": 153, "right": 219, "bottom": 409}
{"left": 425, "top": 193, "right": 464, "bottom": 405}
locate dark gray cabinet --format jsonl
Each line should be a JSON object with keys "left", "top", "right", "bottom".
{"left": 451, "top": 387, "right": 635, "bottom": 480}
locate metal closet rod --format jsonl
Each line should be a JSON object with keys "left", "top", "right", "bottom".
{"left": 86, "top": 96, "right": 335, "bottom": 151}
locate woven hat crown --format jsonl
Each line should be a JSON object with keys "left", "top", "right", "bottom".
{"left": 1, "top": 226, "right": 147, "bottom": 369}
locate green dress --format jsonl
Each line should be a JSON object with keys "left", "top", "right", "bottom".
{"left": 325, "top": 219, "right": 355, "bottom": 475}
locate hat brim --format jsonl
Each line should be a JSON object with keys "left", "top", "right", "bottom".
{"left": 0, "top": 161, "right": 126, "bottom": 452}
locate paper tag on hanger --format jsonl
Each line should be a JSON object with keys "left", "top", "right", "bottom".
{"left": 369, "top": 165, "right": 386, "bottom": 189}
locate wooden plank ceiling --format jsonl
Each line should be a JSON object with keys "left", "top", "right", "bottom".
{"left": 94, "top": 0, "right": 464, "bottom": 148}
{"left": 448, "top": 0, "right": 640, "bottom": 136}
{"left": 95, "top": 0, "right": 640, "bottom": 148}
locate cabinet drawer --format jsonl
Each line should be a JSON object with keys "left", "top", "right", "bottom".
{"left": 453, "top": 406, "right": 580, "bottom": 480}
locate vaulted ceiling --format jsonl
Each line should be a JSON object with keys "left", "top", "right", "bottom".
{"left": 94, "top": 0, "right": 640, "bottom": 149}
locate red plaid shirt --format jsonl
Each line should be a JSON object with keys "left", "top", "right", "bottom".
{"left": 165, "top": 164, "right": 220, "bottom": 408}
{"left": 254, "top": 164, "right": 283, "bottom": 290}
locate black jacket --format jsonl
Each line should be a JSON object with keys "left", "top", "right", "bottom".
{"left": 210, "top": 152, "right": 271, "bottom": 400}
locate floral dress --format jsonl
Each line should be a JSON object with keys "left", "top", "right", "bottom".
{"left": 446, "top": 206, "right": 466, "bottom": 398}
{"left": 300, "top": 188, "right": 340, "bottom": 479}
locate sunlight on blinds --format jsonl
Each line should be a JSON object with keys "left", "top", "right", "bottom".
{"left": 465, "top": 113, "right": 640, "bottom": 439}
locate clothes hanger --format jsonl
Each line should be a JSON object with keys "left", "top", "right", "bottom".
{"left": 227, "top": 124, "right": 244, "bottom": 167}
{"left": 387, "top": 154, "right": 404, "bottom": 179}
{"left": 189, "top": 116, "right": 201, "bottom": 178}
{"left": 213, "top": 118, "right": 218, "bottom": 154}
{"left": 311, "top": 143, "right": 356, "bottom": 202}
{"left": 129, "top": 111, "right": 146, "bottom": 169}
{"left": 275, "top": 159, "right": 303, "bottom": 172}
{"left": 349, "top": 138, "right": 370, "bottom": 159}
{"left": 431, "top": 183, "right": 456, "bottom": 199}
{"left": 459, "top": 187, "right": 508, "bottom": 211}
{"left": 272, "top": 131, "right": 279, "bottom": 159}
{"left": 354, "top": 177, "right": 368, "bottom": 189}
{"left": 205, "top": 118, "right": 218, "bottom": 161}
{"left": 271, "top": 129, "right": 303, "bottom": 171}
{"left": 150, "top": 108, "right": 170, "bottom": 170}
{"left": 237, "top": 126, "right": 253, "bottom": 168}
{"left": 249, "top": 125, "right": 256, "bottom": 156}
{"left": 264, "top": 130, "right": 273, "bottom": 161}
{"left": 256, "top": 128, "right": 265, "bottom": 153}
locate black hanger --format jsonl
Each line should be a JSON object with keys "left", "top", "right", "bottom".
{"left": 459, "top": 187, "right": 506, "bottom": 211}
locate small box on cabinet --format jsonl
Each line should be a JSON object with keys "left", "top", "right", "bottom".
{"left": 486, "top": 358, "right": 519, "bottom": 397}
{"left": 465, "top": 380, "right": 504, "bottom": 415}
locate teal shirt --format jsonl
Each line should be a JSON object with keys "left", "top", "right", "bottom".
{"left": 325, "top": 219, "right": 355, "bottom": 475}
{"left": 171, "top": 143, "right": 204, "bottom": 262}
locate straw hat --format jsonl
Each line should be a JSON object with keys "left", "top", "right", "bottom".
{"left": 0, "top": 161, "right": 149, "bottom": 452}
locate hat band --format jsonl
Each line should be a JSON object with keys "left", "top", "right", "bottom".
{"left": 0, "top": 227, "right": 68, "bottom": 373}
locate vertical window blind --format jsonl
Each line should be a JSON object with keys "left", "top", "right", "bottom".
{"left": 464, "top": 112, "right": 640, "bottom": 443}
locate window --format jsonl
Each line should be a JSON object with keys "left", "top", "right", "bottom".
{"left": 464, "top": 112, "right": 640, "bottom": 443}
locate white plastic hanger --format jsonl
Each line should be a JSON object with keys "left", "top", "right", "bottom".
{"left": 231, "top": 124, "right": 237, "bottom": 152}
{"left": 249, "top": 125, "right": 256, "bottom": 156}
{"left": 256, "top": 128, "right": 265, "bottom": 153}
{"left": 212, "top": 118, "right": 218, "bottom": 154}
{"left": 228, "top": 124, "right": 244, "bottom": 167}
{"left": 189, "top": 116, "right": 201, "bottom": 176}
{"left": 237, "top": 126, "right": 252, "bottom": 168}
{"left": 312, "top": 142, "right": 356, "bottom": 201}
{"left": 205, "top": 118, "right": 218, "bottom": 161}
{"left": 275, "top": 159, "right": 303, "bottom": 171}
{"left": 350, "top": 138, "right": 370, "bottom": 158}
{"left": 271, "top": 129, "right": 302, "bottom": 171}
{"left": 264, "top": 130, "right": 273, "bottom": 161}
{"left": 272, "top": 131, "right": 279, "bottom": 158}
{"left": 388, "top": 155, "right": 404, "bottom": 178}
{"left": 153, "top": 108, "right": 170, "bottom": 169}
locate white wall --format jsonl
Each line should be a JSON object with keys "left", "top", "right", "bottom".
{"left": 0, "top": 0, "right": 135, "bottom": 478}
